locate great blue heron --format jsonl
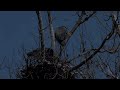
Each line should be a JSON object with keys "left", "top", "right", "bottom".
{"left": 55, "top": 26, "right": 68, "bottom": 46}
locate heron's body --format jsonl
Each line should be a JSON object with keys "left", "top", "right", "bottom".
{"left": 55, "top": 26, "right": 68, "bottom": 46}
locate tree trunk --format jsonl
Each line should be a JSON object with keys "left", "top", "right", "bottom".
{"left": 47, "top": 11, "right": 55, "bottom": 51}
{"left": 36, "top": 11, "right": 45, "bottom": 61}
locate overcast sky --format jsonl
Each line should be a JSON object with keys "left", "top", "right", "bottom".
{"left": 0, "top": 11, "right": 38, "bottom": 78}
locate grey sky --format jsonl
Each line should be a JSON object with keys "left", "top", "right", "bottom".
{"left": 0, "top": 11, "right": 38, "bottom": 78}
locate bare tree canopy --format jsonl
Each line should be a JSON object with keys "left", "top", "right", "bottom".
{"left": 0, "top": 11, "right": 120, "bottom": 79}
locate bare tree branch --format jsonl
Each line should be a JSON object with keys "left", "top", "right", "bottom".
{"left": 60, "top": 11, "right": 96, "bottom": 54}
{"left": 69, "top": 19, "right": 115, "bottom": 72}
{"left": 36, "top": 11, "right": 45, "bottom": 61}
{"left": 62, "top": 11, "right": 96, "bottom": 46}
{"left": 47, "top": 11, "right": 56, "bottom": 51}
